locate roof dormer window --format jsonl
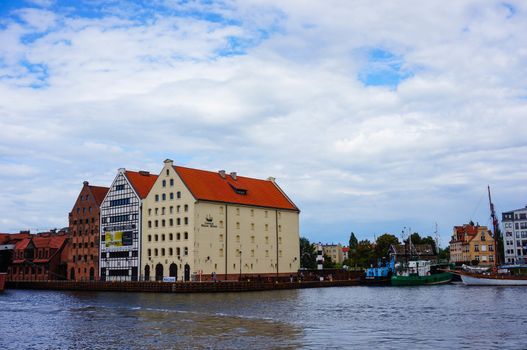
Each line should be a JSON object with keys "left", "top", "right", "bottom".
{"left": 229, "top": 183, "right": 247, "bottom": 195}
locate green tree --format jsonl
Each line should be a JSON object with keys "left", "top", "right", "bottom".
{"left": 420, "top": 235, "right": 437, "bottom": 253}
{"left": 438, "top": 246, "right": 450, "bottom": 261}
{"left": 353, "top": 239, "right": 375, "bottom": 268}
{"left": 349, "top": 232, "right": 358, "bottom": 251}
{"left": 299, "top": 237, "right": 317, "bottom": 269}
{"left": 323, "top": 254, "right": 337, "bottom": 268}
{"left": 374, "top": 233, "right": 400, "bottom": 259}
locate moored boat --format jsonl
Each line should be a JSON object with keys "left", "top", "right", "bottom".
{"left": 364, "top": 257, "right": 395, "bottom": 285}
{"left": 0, "top": 273, "right": 5, "bottom": 292}
{"left": 456, "top": 265, "right": 527, "bottom": 286}
{"left": 391, "top": 260, "right": 452, "bottom": 286}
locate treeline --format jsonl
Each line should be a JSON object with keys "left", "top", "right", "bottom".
{"left": 300, "top": 232, "right": 450, "bottom": 269}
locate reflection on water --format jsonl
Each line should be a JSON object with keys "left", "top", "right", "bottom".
{"left": 1, "top": 285, "right": 526, "bottom": 349}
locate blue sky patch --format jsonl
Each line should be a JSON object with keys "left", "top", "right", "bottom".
{"left": 358, "top": 48, "right": 414, "bottom": 89}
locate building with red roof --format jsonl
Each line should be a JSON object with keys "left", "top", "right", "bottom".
{"left": 141, "top": 159, "right": 300, "bottom": 282}
{"left": 449, "top": 223, "right": 495, "bottom": 266}
{"left": 67, "top": 181, "right": 109, "bottom": 281}
{"left": 7, "top": 230, "right": 69, "bottom": 281}
{"left": 99, "top": 168, "right": 158, "bottom": 281}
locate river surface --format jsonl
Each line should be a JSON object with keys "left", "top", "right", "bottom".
{"left": 0, "top": 284, "right": 525, "bottom": 349}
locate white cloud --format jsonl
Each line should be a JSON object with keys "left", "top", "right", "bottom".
{"left": 0, "top": 1, "right": 526, "bottom": 245}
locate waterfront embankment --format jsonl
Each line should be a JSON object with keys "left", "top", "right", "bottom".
{"left": 6, "top": 278, "right": 361, "bottom": 293}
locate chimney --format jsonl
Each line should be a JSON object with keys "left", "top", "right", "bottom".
{"left": 139, "top": 171, "right": 150, "bottom": 176}
{"left": 267, "top": 176, "right": 275, "bottom": 182}
{"left": 164, "top": 159, "right": 173, "bottom": 166}
{"left": 218, "top": 170, "right": 226, "bottom": 179}
{"left": 83, "top": 181, "right": 89, "bottom": 186}
{"left": 230, "top": 172, "right": 237, "bottom": 180}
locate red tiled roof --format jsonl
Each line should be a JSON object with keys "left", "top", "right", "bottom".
{"left": 90, "top": 185, "right": 109, "bottom": 206}
{"left": 125, "top": 171, "right": 159, "bottom": 199}
{"left": 342, "top": 247, "right": 350, "bottom": 253}
{"left": 0, "top": 233, "right": 31, "bottom": 245}
{"left": 174, "top": 166, "right": 298, "bottom": 211}
{"left": 15, "top": 238, "right": 31, "bottom": 250}
{"left": 33, "top": 258, "right": 50, "bottom": 263}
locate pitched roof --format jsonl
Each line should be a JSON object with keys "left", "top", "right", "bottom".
{"left": 15, "top": 238, "right": 31, "bottom": 250}
{"left": 90, "top": 185, "right": 109, "bottom": 206}
{"left": 124, "top": 170, "right": 159, "bottom": 199}
{"left": 174, "top": 166, "right": 298, "bottom": 211}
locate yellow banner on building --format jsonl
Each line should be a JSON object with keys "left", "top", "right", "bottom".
{"left": 105, "top": 231, "right": 123, "bottom": 247}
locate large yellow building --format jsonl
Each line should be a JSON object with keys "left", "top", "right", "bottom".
{"left": 450, "top": 223, "right": 495, "bottom": 266}
{"left": 141, "top": 159, "right": 300, "bottom": 281}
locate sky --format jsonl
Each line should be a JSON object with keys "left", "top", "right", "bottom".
{"left": 1, "top": 0, "right": 526, "bottom": 248}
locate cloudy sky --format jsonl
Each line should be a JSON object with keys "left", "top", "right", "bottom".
{"left": 1, "top": 0, "right": 526, "bottom": 246}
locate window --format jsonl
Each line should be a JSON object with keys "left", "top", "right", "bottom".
{"left": 251, "top": 249, "right": 255, "bottom": 257}
{"left": 162, "top": 219, "right": 166, "bottom": 227}
{"left": 278, "top": 237, "right": 282, "bottom": 244}
{"left": 161, "top": 248, "right": 165, "bottom": 256}
{"left": 184, "top": 204, "right": 188, "bottom": 212}
{"left": 155, "top": 234, "right": 159, "bottom": 241}
{"left": 162, "top": 207, "right": 165, "bottom": 215}
{"left": 219, "top": 248, "right": 224, "bottom": 257}
{"left": 148, "top": 208, "right": 152, "bottom": 216}
{"left": 184, "top": 247, "right": 188, "bottom": 256}
{"left": 169, "top": 248, "right": 173, "bottom": 255}
{"left": 148, "top": 235, "right": 152, "bottom": 242}
{"left": 162, "top": 234, "right": 165, "bottom": 241}
{"left": 170, "top": 206, "right": 173, "bottom": 214}
{"left": 169, "top": 233, "right": 173, "bottom": 240}
{"left": 219, "top": 206, "right": 223, "bottom": 214}
{"left": 236, "top": 222, "right": 240, "bottom": 229}
{"left": 177, "top": 218, "right": 181, "bottom": 225}
{"left": 176, "top": 247, "right": 181, "bottom": 256}
{"left": 177, "top": 205, "right": 181, "bottom": 213}
{"left": 169, "top": 218, "right": 173, "bottom": 226}
{"left": 115, "top": 184, "right": 125, "bottom": 191}
{"left": 155, "top": 220, "right": 159, "bottom": 228}
{"left": 170, "top": 192, "right": 174, "bottom": 200}
{"left": 166, "top": 169, "right": 169, "bottom": 176}
{"left": 148, "top": 221, "right": 152, "bottom": 228}
{"left": 264, "top": 211, "right": 268, "bottom": 218}
{"left": 250, "top": 209, "right": 254, "bottom": 217}
{"left": 265, "top": 224, "right": 269, "bottom": 232}
{"left": 265, "top": 236, "right": 269, "bottom": 244}
{"left": 184, "top": 217, "right": 188, "bottom": 225}
{"left": 265, "top": 250, "right": 269, "bottom": 257}
{"left": 219, "top": 220, "right": 224, "bottom": 228}
{"left": 155, "top": 194, "right": 159, "bottom": 202}
{"left": 278, "top": 225, "right": 282, "bottom": 232}
{"left": 162, "top": 193, "right": 166, "bottom": 201}
{"left": 219, "top": 234, "right": 223, "bottom": 242}
{"left": 155, "top": 208, "right": 158, "bottom": 215}
{"left": 251, "top": 235, "right": 255, "bottom": 243}
{"left": 236, "top": 235, "right": 240, "bottom": 243}
{"left": 236, "top": 208, "right": 240, "bottom": 216}
{"left": 279, "top": 250, "right": 282, "bottom": 258}
{"left": 177, "top": 233, "right": 181, "bottom": 240}
{"left": 251, "top": 223, "right": 254, "bottom": 231}
{"left": 184, "top": 232, "right": 188, "bottom": 240}
{"left": 162, "top": 180, "right": 166, "bottom": 187}
{"left": 155, "top": 249, "right": 158, "bottom": 256}
{"left": 170, "top": 179, "right": 174, "bottom": 186}
{"left": 148, "top": 249, "right": 151, "bottom": 257}
{"left": 177, "top": 191, "right": 181, "bottom": 199}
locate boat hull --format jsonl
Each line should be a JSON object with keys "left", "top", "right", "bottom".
{"left": 461, "top": 274, "right": 527, "bottom": 286}
{"left": 391, "top": 272, "right": 452, "bottom": 286}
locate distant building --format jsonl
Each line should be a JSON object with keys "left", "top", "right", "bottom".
{"left": 502, "top": 206, "right": 527, "bottom": 264}
{"left": 342, "top": 247, "right": 349, "bottom": 261}
{"left": 67, "top": 181, "right": 108, "bottom": 281}
{"left": 321, "top": 244, "right": 344, "bottom": 264}
{"left": 449, "top": 223, "right": 495, "bottom": 266}
{"left": 141, "top": 159, "right": 300, "bottom": 281}
{"left": 100, "top": 169, "right": 158, "bottom": 281}
{"left": 6, "top": 230, "right": 69, "bottom": 280}
{"left": 389, "top": 243, "right": 437, "bottom": 263}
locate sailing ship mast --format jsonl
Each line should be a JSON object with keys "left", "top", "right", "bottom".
{"left": 487, "top": 185, "right": 500, "bottom": 267}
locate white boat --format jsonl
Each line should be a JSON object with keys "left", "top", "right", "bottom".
{"left": 460, "top": 273, "right": 527, "bottom": 286}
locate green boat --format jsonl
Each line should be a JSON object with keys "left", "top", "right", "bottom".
{"left": 391, "top": 260, "right": 452, "bottom": 286}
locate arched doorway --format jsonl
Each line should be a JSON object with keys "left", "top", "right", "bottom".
{"left": 169, "top": 263, "right": 178, "bottom": 280}
{"left": 70, "top": 267, "right": 75, "bottom": 280}
{"left": 155, "top": 263, "right": 163, "bottom": 281}
{"left": 184, "top": 263, "right": 190, "bottom": 282}
{"left": 89, "top": 267, "right": 95, "bottom": 281}
{"left": 144, "top": 265, "right": 150, "bottom": 281}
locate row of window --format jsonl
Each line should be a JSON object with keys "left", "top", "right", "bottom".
{"left": 218, "top": 234, "right": 281, "bottom": 244}
{"left": 76, "top": 207, "right": 93, "bottom": 214}
{"left": 110, "top": 198, "right": 131, "bottom": 207}
{"left": 73, "top": 242, "right": 96, "bottom": 249}
{"left": 154, "top": 192, "right": 181, "bottom": 201}
{"left": 73, "top": 254, "right": 94, "bottom": 262}
{"left": 148, "top": 217, "right": 189, "bottom": 228}
{"left": 72, "top": 218, "right": 97, "bottom": 224}
{"left": 72, "top": 229, "right": 97, "bottom": 236}
{"left": 148, "top": 205, "right": 188, "bottom": 216}
{"left": 148, "top": 247, "right": 188, "bottom": 257}
{"left": 148, "top": 232, "right": 188, "bottom": 242}
{"left": 218, "top": 248, "right": 283, "bottom": 258}
{"left": 161, "top": 179, "right": 174, "bottom": 187}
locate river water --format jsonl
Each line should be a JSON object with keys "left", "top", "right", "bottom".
{"left": 0, "top": 284, "right": 525, "bottom": 349}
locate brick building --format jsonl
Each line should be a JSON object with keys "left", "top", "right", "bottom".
{"left": 68, "top": 181, "right": 109, "bottom": 281}
{"left": 449, "top": 223, "right": 495, "bottom": 266}
{"left": 8, "top": 231, "right": 69, "bottom": 281}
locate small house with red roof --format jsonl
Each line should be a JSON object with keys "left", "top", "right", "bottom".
{"left": 99, "top": 168, "right": 158, "bottom": 281}
{"left": 7, "top": 230, "right": 69, "bottom": 281}
{"left": 67, "top": 181, "right": 109, "bottom": 281}
{"left": 141, "top": 159, "right": 300, "bottom": 282}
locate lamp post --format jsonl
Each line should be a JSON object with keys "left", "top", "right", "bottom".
{"left": 239, "top": 250, "right": 242, "bottom": 281}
